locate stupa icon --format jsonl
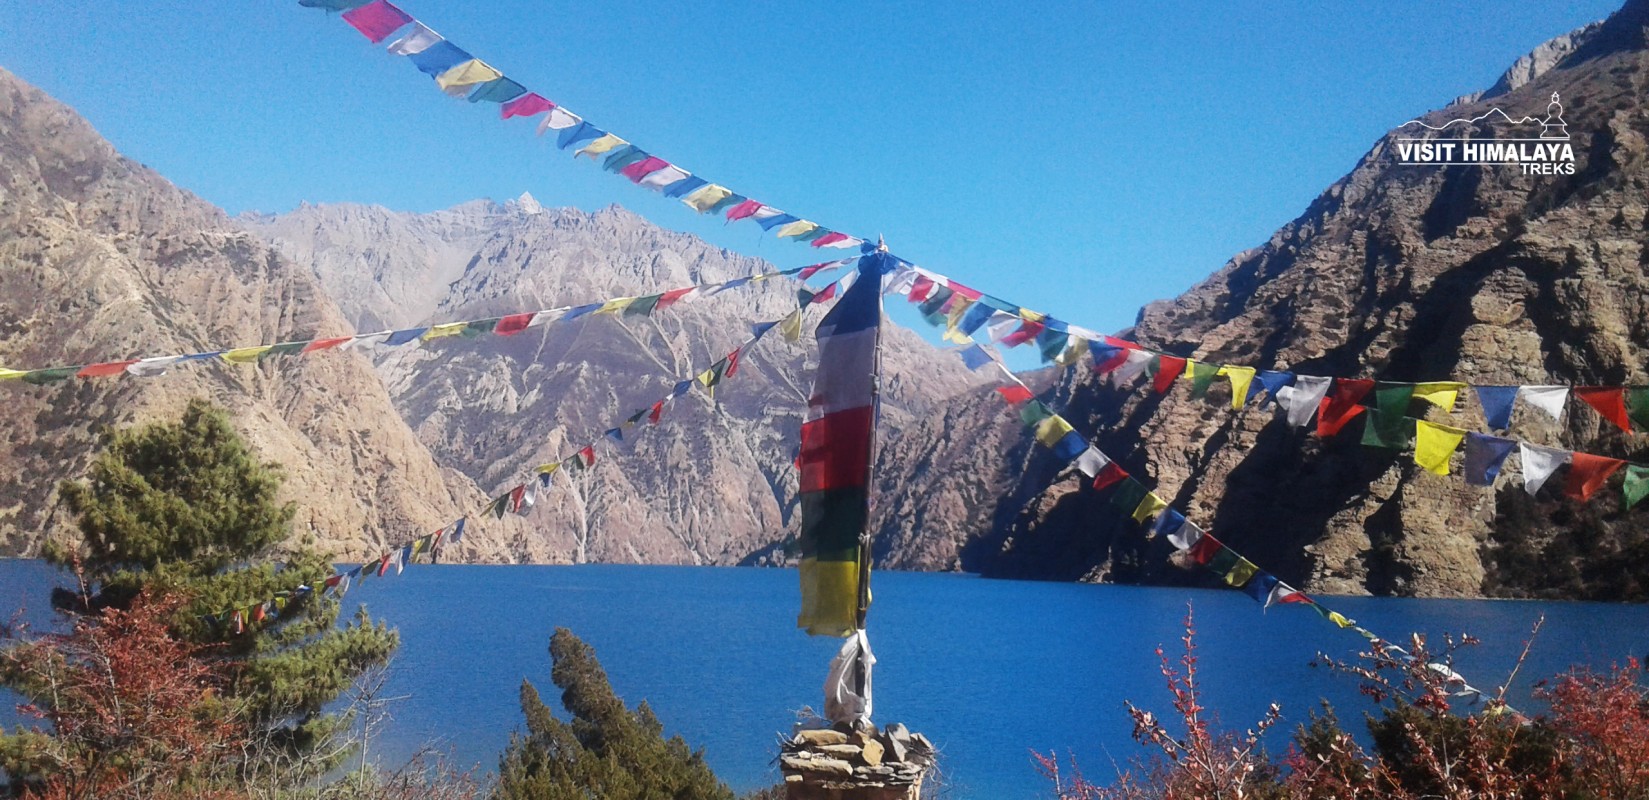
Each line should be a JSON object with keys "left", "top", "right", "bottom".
{"left": 1540, "top": 92, "right": 1569, "bottom": 140}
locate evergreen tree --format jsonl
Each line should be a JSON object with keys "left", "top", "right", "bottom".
{"left": 8, "top": 399, "right": 397, "bottom": 781}
{"left": 495, "top": 628, "right": 733, "bottom": 800}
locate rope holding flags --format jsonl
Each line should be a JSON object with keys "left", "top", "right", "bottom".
{"left": 0, "top": 260, "right": 853, "bottom": 385}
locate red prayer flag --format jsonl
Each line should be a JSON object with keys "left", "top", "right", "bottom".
{"left": 1151, "top": 356, "right": 1187, "bottom": 394}
{"left": 301, "top": 337, "right": 352, "bottom": 354}
{"left": 621, "top": 156, "right": 670, "bottom": 183}
{"left": 500, "top": 92, "right": 554, "bottom": 119}
{"left": 811, "top": 232, "right": 850, "bottom": 248}
{"left": 1000, "top": 320, "right": 1045, "bottom": 348}
{"left": 654, "top": 287, "right": 695, "bottom": 313}
{"left": 1575, "top": 386, "right": 1632, "bottom": 433}
{"left": 907, "top": 276, "right": 936, "bottom": 303}
{"left": 1092, "top": 462, "right": 1129, "bottom": 491}
{"left": 1564, "top": 452, "right": 1626, "bottom": 501}
{"left": 648, "top": 400, "right": 666, "bottom": 425}
{"left": 75, "top": 360, "right": 138, "bottom": 378}
{"left": 798, "top": 261, "right": 837, "bottom": 280}
{"left": 995, "top": 384, "right": 1034, "bottom": 405}
{"left": 1318, "top": 378, "right": 1374, "bottom": 437}
{"left": 946, "top": 281, "right": 983, "bottom": 301}
{"left": 494, "top": 313, "right": 535, "bottom": 336}
{"left": 1187, "top": 534, "right": 1223, "bottom": 567}
{"left": 725, "top": 199, "right": 763, "bottom": 222}
{"left": 809, "top": 283, "right": 838, "bottom": 304}
{"left": 799, "top": 406, "right": 874, "bottom": 493}
{"left": 726, "top": 348, "right": 743, "bottom": 378}
{"left": 578, "top": 445, "right": 596, "bottom": 467}
{"left": 1104, "top": 335, "right": 1140, "bottom": 350}
{"left": 341, "top": 0, "right": 413, "bottom": 43}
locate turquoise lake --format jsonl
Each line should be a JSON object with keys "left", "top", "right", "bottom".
{"left": 4, "top": 559, "right": 1647, "bottom": 798}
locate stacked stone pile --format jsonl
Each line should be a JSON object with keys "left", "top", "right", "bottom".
{"left": 778, "top": 723, "right": 935, "bottom": 798}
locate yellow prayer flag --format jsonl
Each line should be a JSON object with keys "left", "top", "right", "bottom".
{"left": 1131, "top": 492, "right": 1169, "bottom": 523}
{"left": 945, "top": 297, "right": 975, "bottom": 329}
{"left": 1218, "top": 365, "right": 1258, "bottom": 409}
{"left": 595, "top": 297, "right": 635, "bottom": 315}
{"left": 1224, "top": 558, "right": 1259, "bottom": 587}
{"left": 434, "top": 59, "right": 503, "bottom": 92}
{"left": 423, "top": 322, "right": 468, "bottom": 340}
{"left": 942, "top": 328, "right": 973, "bottom": 345}
{"left": 0, "top": 368, "right": 27, "bottom": 380}
{"left": 1413, "top": 381, "right": 1468, "bottom": 412}
{"left": 534, "top": 463, "right": 560, "bottom": 475}
{"left": 1055, "top": 336, "right": 1089, "bottom": 367}
{"left": 682, "top": 184, "right": 732, "bottom": 213}
{"left": 1033, "top": 415, "right": 1077, "bottom": 449}
{"left": 1327, "top": 610, "right": 1356, "bottom": 628}
{"left": 222, "top": 346, "right": 272, "bottom": 364}
{"left": 575, "top": 133, "right": 627, "bottom": 158}
{"left": 780, "top": 309, "right": 803, "bottom": 343}
{"left": 774, "top": 220, "right": 819, "bottom": 239}
{"left": 1414, "top": 419, "right": 1467, "bottom": 475}
{"left": 797, "top": 557, "right": 860, "bottom": 637}
{"left": 1020, "top": 309, "right": 1046, "bottom": 323}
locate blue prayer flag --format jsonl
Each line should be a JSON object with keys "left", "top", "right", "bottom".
{"left": 560, "top": 303, "right": 602, "bottom": 322}
{"left": 557, "top": 122, "right": 602, "bottom": 150}
{"left": 958, "top": 302, "right": 996, "bottom": 336}
{"left": 1254, "top": 370, "right": 1295, "bottom": 406}
{"left": 601, "top": 146, "right": 647, "bottom": 172}
{"left": 756, "top": 213, "right": 800, "bottom": 231}
{"left": 467, "top": 77, "right": 527, "bottom": 103}
{"left": 1153, "top": 508, "right": 1187, "bottom": 539}
{"left": 1463, "top": 432, "right": 1517, "bottom": 486}
{"left": 407, "top": 41, "right": 471, "bottom": 77}
{"left": 605, "top": 428, "right": 624, "bottom": 443}
{"left": 662, "top": 176, "right": 707, "bottom": 198}
{"left": 750, "top": 320, "right": 779, "bottom": 338}
{"left": 1474, "top": 386, "right": 1519, "bottom": 430}
{"left": 959, "top": 345, "right": 994, "bottom": 371}
{"left": 1053, "top": 430, "right": 1088, "bottom": 460}
{"left": 672, "top": 380, "right": 694, "bottom": 397}
{"left": 385, "top": 328, "right": 428, "bottom": 346}
{"left": 1245, "top": 573, "right": 1279, "bottom": 605}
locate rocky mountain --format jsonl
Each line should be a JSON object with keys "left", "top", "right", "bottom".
{"left": 0, "top": 67, "right": 520, "bottom": 563}
{"left": 245, "top": 199, "right": 985, "bottom": 567}
{"left": 913, "top": 0, "right": 1649, "bottom": 600}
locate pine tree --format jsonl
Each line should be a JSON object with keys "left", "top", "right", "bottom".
{"left": 495, "top": 628, "right": 734, "bottom": 800}
{"left": 10, "top": 399, "right": 398, "bottom": 782}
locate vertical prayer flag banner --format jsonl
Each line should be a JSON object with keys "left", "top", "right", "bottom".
{"left": 797, "top": 252, "right": 887, "bottom": 637}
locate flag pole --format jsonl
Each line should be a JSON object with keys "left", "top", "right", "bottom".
{"left": 856, "top": 237, "right": 887, "bottom": 631}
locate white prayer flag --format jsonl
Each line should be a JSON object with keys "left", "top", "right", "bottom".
{"left": 386, "top": 22, "right": 442, "bottom": 55}
{"left": 1279, "top": 375, "right": 1333, "bottom": 428}
{"left": 1518, "top": 386, "right": 1569, "bottom": 422}
{"left": 1074, "top": 447, "right": 1110, "bottom": 478}
{"left": 1109, "top": 349, "right": 1155, "bottom": 386}
{"left": 537, "top": 107, "right": 582, "bottom": 134}
{"left": 1168, "top": 520, "right": 1204, "bottom": 551}
{"left": 1519, "top": 442, "right": 1571, "bottom": 496}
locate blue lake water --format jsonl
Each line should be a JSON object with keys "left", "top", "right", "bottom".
{"left": 4, "top": 558, "right": 1649, "bottom": 798}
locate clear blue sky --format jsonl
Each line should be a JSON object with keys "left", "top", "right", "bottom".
{"left": 0, "top": 1, "right": 1621, "bottom": 346}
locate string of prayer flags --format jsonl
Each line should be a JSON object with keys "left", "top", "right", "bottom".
{"left": 0, "top": 262, "right": 844, "bottom": 386}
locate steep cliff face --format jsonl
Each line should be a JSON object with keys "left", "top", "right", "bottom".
{"left": 0, "top": 68, "right": 518, "bottom": 563}
{"left": 247, "top": 201, "right": 984, "bottom": 567}
{"left": 900, "top": 1, "right": 1649, "bottom": 599}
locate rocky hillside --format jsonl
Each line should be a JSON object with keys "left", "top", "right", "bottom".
{"left": 246, "top": 200, "right": 985, "bottom": 567}
{"left": 0, "top": 67, "right": 522, "bottom": 563}
{"left": 892, "top": 0, "right": 1649, "bottom": 600}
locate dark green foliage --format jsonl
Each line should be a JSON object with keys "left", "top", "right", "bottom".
{"left": 7, "top": 399, "right": 397, "bottom": 782}
{"left": 495, "top": 628, "right": 733, "bottom": 800}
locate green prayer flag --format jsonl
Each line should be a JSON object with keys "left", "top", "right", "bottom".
{"left": 1625, "top": 464, "right": 1649, "bottom": 511}
{"left": 918, "top": 286, "right": 954, "bottom": 326}
{"left": 22, "top": 367, "right": 77, "bottom": 385}
{"left": 625, "top": 294, "right": 663, "bottom": 317}
{"left": 1207, "top": 546, "right": 1240, "bottom": 577}
{"left": 261, "top": 341, "right": 308, "bottom": 360}
{"left": 1373, "top": 383, "right": 1416, "bottom": 436}
{"left": 1627, "top": 388, "right": 1649, "bottom": 432}
{"left": 1109, "top": 478, "right": 1148, "bottom": 517}
{"left": 1360, "top": 408, "right": 1414, "bottom": 449}
{"left": 461, "top": 319, "right": 500, "bottom": 337}
{"left": 1188, "top": 361, "right": 1221, "bottom": 399}
{"left": 1019, "top": 400, "right": 1054, "bottom": 427}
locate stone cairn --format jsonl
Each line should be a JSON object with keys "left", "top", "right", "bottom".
{"left": 778, "top": 722, "right": 935, "bottom": 799}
